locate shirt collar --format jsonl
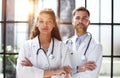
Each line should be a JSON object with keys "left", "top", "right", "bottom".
{"left": 76, "top": 33, "right": 88, "bottom": 42}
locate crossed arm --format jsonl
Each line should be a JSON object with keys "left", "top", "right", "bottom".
{"left": 21, "top": 57, "right": 72, "bottom": 78}
{"left": 77, "top": 61, "right": 96, "bottom": 72}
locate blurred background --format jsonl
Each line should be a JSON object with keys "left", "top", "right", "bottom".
{"left": 0, "top": 0, "right": 120, "bottom": 78}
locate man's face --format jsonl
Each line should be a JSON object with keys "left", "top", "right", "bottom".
{"left": 72, "top": 11, "right": 90, "bottom": 32}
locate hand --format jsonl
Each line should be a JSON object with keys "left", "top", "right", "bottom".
{"left": 53, "top": 68, "right": 66, "bottom": 75}
{"left": 53, "top": 66, "right": 72, "bottom": 78}
{"left": 21, "top": 57, "right": 33, "bottom": 66}
{"left": 63, "top": 66, "right": 72, "bottom": 78}
{"left": 77, "top": 61, "right": 96, "bottom": 72}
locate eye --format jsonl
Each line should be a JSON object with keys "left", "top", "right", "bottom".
{"left": 82, "top": 17, "right": 89, "bottom": 21}
{"left": 75, "top": 16, "right": 80, "bottom": 20}
{"left": 39, "top": 20, "right": 43, "bottom": 23}
{"left": 47, "top": 20, "right": 53, "bottom": 24}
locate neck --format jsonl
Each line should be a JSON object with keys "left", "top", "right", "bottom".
{"left": 39, "top": 34, "right": 51, "bottom": 43}
{"left": 75, "top": 29, "right": 87, "bottom": 37}
{"left": 39, "top": 34, "right": 51, "bottom": 52}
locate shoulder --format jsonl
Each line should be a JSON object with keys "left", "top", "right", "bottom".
{"left": 54, "top": 38, "right": 66, "bottom": 46}
{"left": 19, "top": 40, "right": 33, "bottom": 53}
{"left": 90, "top": 38, "right": 102, "bottom": 51}
{"left": 91, "top": 38, "right": 102, "bottom": 46}
{"left": 54, "top": 38, "right": 72, "bottom": 55}
{"left": 54, "top": 38, "right": 70, "bottom": 49}
{"left": 21, "top": 36, "right": 37, "bottom": 48}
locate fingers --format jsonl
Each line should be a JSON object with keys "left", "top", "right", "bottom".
{"left": 21, "top": 57, "right": 33, "bottom": 66}
{"left": 64, "top": 66, "right": 72, "bottom": 73}
{"left": 53, "top": 68, "right": 65, "bottom": 75}
{"left": 63, "top": 66, "right": 72, "bottom": 77}
{"left": 53, "top": 66, "right": 72, "bottom": 77}
{"left": 85, "top": 61, "right": 96, "bottom": 71}
{"left": 25, "top": 57, "right": 33, "bottom": 66}
{"left": 64, "top": 74, "right": 69, "bottom": 78}
{"left": 77, "top": 65, "right": 86, "bottom": 72}
{"left": 21, "top": 60, "right": 27, "bottom": 66}
{"left": 77, "top": 61, "right": 96, "bottom": 72}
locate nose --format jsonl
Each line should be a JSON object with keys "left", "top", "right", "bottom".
{"left": 79, "top": 18, "right": 83, "bottom": 23}
{"left": 76, "top": 19, "right": 82, "bottom": 25}
{"left": 43, "top": 22, "right": 47, "bottom": 26}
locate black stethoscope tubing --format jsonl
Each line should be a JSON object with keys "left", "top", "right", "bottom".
{"left": 66, "top": 32, "right": 92, "bottom": 56}
{"left": 36, "top": 36, "right": 54, "bottom": 70}
{"left": 83, "top": 32, "right": 92, "bottom": 55}
{"left": 36, "top": 36, "right": 54, "bottom": 55}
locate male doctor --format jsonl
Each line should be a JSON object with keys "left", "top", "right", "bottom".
{"left": 65, "top": 7, "right": 102, "bottom": 78}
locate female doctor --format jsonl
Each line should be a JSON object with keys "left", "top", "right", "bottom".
{"left": 65, "top": 7, "right": 102, "bottom": 78}
{"left": 16, "top": 8, "right": 72, "bottom": 78}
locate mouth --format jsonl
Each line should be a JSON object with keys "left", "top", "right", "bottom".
{"left": 77, "top": 22, "right": 85, "bottom": 27}
{"left": 75, "top": 24, "right": 83, "bottom": 28}
{"left": 42, "top": 27, "right": 48, "bottom": 30}
{"left": 76, "top": 23, "right": 84, "bottom": 26}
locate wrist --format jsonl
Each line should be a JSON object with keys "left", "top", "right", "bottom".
{"left": 76, "top": 66, "right": 79, "bottom": 73}
{"left": 52, "top": 70, "right": 56, "bottom": 75}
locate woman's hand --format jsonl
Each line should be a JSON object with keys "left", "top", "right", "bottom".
{"left": 21, "top": 57, "right": 33, "bottom": 66}
{"left": 77, "top": 61, "right": 96, "bottom": 72}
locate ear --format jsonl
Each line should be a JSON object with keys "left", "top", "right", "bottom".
{"left": 88, "top": 20, "right": 90, "bottom": 25}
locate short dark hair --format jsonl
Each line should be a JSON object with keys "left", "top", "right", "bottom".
{"left": 72, "top": 6, "right": 90, "bottom": 17}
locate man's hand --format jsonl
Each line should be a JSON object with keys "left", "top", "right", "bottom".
{"left": 77, "top": 61, "right": 96, "bottom": 72}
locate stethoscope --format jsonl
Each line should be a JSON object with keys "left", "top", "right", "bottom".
{"left": 36, "top": 36, "right": 55, "bottom": 59}
{"left": 66, "top": 32, "right": 92, "bottom": 60}
{"left": 36, "top": 36, "right": 55, "bottom": 69}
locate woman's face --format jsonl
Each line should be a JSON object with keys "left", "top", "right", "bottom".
{"left": 37, "top": 13, "right": 55, "bottom": 35}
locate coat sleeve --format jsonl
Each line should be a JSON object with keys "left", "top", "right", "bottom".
{"left": 73, "top": 43, "right": 102, "bottom": 78}
{"left": 16, "top": 41, "right": 44, "bottom": 78}
{"left": 60, "top": 43, "right": 72, "bottom": 67}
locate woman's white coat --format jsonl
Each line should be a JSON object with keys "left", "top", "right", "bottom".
{"left": 16, "top": 36, "right": 71, "bottom": 78}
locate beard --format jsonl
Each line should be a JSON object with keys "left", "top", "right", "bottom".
{"left": 74, "top": 23, "right": 87, "bottom": 33}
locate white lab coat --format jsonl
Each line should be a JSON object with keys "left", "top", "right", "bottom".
{"left": 16, "top": 36, "right": 72, "bottom": 78}
{"left": 65, "top": 34, "right": 102, "bottom": 78}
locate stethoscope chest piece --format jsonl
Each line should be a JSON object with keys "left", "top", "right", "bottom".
{"left": 49, "top": 54, "right": 54, "bottom": 59}
{"left": 81, "top": 55, "right": 86, "bottom": 61}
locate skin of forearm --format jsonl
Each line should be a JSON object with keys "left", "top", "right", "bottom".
{"left": 44, "top": 68, "right": 66, "bottom": 78}
{"left": 44, "top": 70, "right": 55, "bottom": 78}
